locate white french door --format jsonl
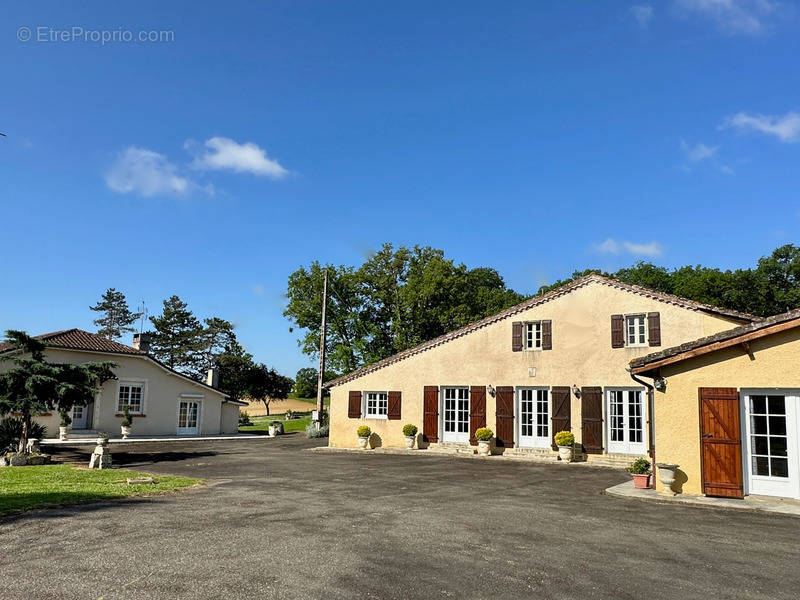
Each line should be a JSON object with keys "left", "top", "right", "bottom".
{"left": 607, "top": 389, "right": 646, "bottom": 455}
{"left": 72, "top": 405, "right": 88, "bottom": 429}
{"left": 442, "top": 387, "right": 470, "bottom": 443}
{"left": 742, "top": 391, "right": 800, "bottom": 499}
{"left": 177, "top": 401, "right": 200, "bottom": 435}
{"left": 518, "top": 388, "right": 550, "bottom": 448}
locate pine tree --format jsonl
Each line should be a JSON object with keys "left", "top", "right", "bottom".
{"left": 199, "top": 317, "right": 237, "bottom": 377}
{"left": 89, "top": 288, "right": 142, "bottom": 340}
{"left": 148, "top": 296, "right": 204, "bottom": 375}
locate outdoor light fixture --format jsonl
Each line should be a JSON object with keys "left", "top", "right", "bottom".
{"left": 572, "top": 384, "right": 581, "bottom": 398}
{"left": 654, "top": 378, "right": 667, "bottom": 392}
{"left": 487, "top": 385, "right": 496, "bottom": 397}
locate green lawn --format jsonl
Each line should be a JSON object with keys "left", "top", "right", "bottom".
{"left": 239, "top": 412, "right": 313, "bottom": 434}
{"left": 0, "top": 464, "right": 200, "bottom": 515}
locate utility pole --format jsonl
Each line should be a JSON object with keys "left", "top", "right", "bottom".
{"left": 315, "top": 268, "right": 328, "bottom": 425}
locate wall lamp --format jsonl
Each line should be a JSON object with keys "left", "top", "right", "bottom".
{"left": 487, "top": 385, "right": 496, "bottom": 397}
{"left": 654, "top": 378, "right": 667, "bottom": 392}
{"left": 572, "top": 384, "right": 581, "bottom": 398}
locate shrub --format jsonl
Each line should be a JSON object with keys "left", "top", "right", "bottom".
{"left": 0, "top": 417, "right": 47, "bottom": 453}
{"left": 357, "top": 425, "right": 371, "bottom": 438}
{"left": 554, "top": 431, "right": 574, "bottom": 446}
{"left": 120, "top": 406, "right": 133, "bottom": 427}
{"left": 306, "top": 423, "right": 329, "bottom": 438}
{"left": 475, "top": 427, "right": 493, "bottom": 442}
{"left": 59, "top": 408, "right": 72, "bottom": 427}
{"left": 402, "top": 424, "right": 418, "bottom": 437}
{"left": 284, "top": 410, "right": 294, "bottom": 420}
{"left": 627, "top": 457, "right": 651, "bottom": 475}
{"left": 238, "top": 411, "right": 252, "bottom": 426}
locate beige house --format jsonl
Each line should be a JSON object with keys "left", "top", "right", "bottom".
{"left": 631, "top": 309, "right": 800, "bottom": 500}
{"left": 327, "top": 274, "right": 755, "bottom": 465}
{"left": 0, "top": 329, "right": 244, "bottom": 438}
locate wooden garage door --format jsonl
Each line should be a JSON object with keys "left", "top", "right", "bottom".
{"left": 551, "top": 386, "right": 571, "bottom": 450}
{"left": 700, "top": 387, "right": 744, "bottom": 499}
{"left": 581, "top": 386, "right": 603, "bottom": 454}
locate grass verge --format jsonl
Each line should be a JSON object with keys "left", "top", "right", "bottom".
{"left": 0, "top": 464, "right": 200, "bottom": 515}
{"left": 239, "top": 412, "right": 313, "bottom": 434}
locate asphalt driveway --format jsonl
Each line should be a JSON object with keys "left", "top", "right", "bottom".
{"left": 1, "top": 435, "right": 799, "bottom": 600}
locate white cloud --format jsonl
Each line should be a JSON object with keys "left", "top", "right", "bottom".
{"left": 681, "top": 140, "right": 718, "bottom": 162}
{"left": 594, "top": 238, "right": 664, "bottom": 257}
{"left": 105, "top": 147, "right": 196, "bottom": 198}
{"left": 191, "top": 137, "right": 288, "bottom": 178}
{"left": 675, "top": 0, "right": 776, "bottom": 35}
{"left": 631, "top": 5, "right": 655, "bottom": 29}
{"left": 721, "top": 111, "right": 800, "bottom": 142}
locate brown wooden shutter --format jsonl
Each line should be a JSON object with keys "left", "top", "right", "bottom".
{"left": 348, "top": 391, "right": 362, "bottom": 418}
{"left": 387, "top": 391, "right": 402, "bottom": 420}
{"left": 512, "top": 322, "right": 523, "bottom": 352}
{"left": 495, "top": 386, "right": 515, "bottom": 448}
{"left": 423, "top": 386, "right": 439, "bottom": 443}
{"left": 611, "top": 314, "right": 625, "bottom": 348}
{"left": 468, "top": 386, "right": 487, "bottom": 446}
{"left": 647, "top": 312, "right": 661, "bottom": 347}
{"left": 551, "top": 386, "right": 571, "bottom": 450}
{"left": 580, "top": 386, "right": 603, "bottom": 454}
{"left": 699, "top": 387, "right": 743, "bottom": 498}
{"left": 541, "top": 320, "right": 552, "bottom": 350}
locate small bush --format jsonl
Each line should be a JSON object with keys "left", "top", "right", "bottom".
{"left": 120, "top": 406, "right": 133, "bottom": 427}
{"left": 306, "top": 423, "right": 329, "bottom": 438}
{"left": 238, "top": 412, "right": 252, "bottom": 426}
{"left": 627, "top": 457, "right": 651, "bottom": 475}
{"left": 0, "top": 417, "right": 47, "bottom": 452}
{"left": 59, "top": 408, "right": 72, "bottom": 427}
{"left": 357, "top": 425, "right": 371, "bottom": 438}
{"left": 402, "top": 424, "right": 418, "bottom": 437}
{"left": 284, "top": 410, "right": 294, "bottom": 420}
{"left": 475, "top": 427, "right": 493, "bottom": 442}
{"left": 554, "top": 431, "right": 574, "bottom": 446}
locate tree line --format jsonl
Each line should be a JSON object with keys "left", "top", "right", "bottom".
{"left": 284, "top": 243, "right": 800, "bottom": 377}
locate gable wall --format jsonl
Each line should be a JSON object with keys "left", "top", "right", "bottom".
{"left": 329, "top": 280, "right": 741, "bottom": 448}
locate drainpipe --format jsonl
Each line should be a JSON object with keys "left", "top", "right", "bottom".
{"left": 627, "top": 366, "right": 656, "bottom": 490}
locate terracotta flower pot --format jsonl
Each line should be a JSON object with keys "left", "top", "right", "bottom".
{"left": 632, "top": 473, "right": 651, "bottom": 489}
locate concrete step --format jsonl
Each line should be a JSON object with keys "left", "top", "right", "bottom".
{"left": 586, "top": 453, "right": 639, "bottom": 468}
{"left": 503, "top": 447, "right": 559, "bottom": 462}
{"left": 427, "top": 442, "right": 477, "bottom": 455}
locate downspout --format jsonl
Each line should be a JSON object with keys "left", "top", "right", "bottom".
{"left": 627, "top": 366, "right": 656, "bottom": 490}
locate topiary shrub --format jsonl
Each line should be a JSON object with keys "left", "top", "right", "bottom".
{"left": 0, "top": 417, "right": 47, "bottom": 453}
{"left": 554, "top": 431, "right": 574, "bottom": 446}
{"left": 627, "top": 457, "right": 651, "bottom": 475}
{"left": 357, "top": 425, "right": 371, "bottom": 438}
{"left": 120, "top": 406, "right": 133, "bottom": 427}
{"left": 475, "top": 427, "right": 493, "bottom": 442}
{"left": 306, "top": 423, "right": 329, "bottom": 438}
{"left": 59, "top": 408, "right": 72, "bottom": 427}
{"left": 402, "top": 424, "right": 418, "bottom": 437}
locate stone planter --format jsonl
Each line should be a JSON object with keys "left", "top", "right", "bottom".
{"left": 557, "top": 445, "right": 573, "bottom": 462}
{"left": 121, "top": 425, "right": 132, "bottom": 439}
{"left": 656, "top": 463, "right": 679, "bottom": 495}
{"left": 632, "top": 473, "right": 651, "bottom": 489}
{"left": 59, "top": 426, "right": 70, "bottom": 441}
{"left": 404, "top": 435, "right": 416, "bottom": 449}
{"left": 269, "top": 422, "right": 284, "bottom": 437}
{"left": 97, "top": 435, "right": 109, "bottom": 447}
{"left": 477, "top": 439, "right": 491, "bottom": 456}
{"left": 357, "top": 436, "right": 370, "bottom": 450}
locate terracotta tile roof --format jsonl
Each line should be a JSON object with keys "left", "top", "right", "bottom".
{"left": 630, "top": 308, "right": 800, "bottom": 373}
{"left": 0, "top": 329, "right": 145, "bottom": 356}
{"left": 327, "top": 273, "right": 759, "bottom": 388}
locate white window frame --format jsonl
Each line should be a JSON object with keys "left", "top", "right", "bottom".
{"left": 524, "top": 321, "right": 543, "bottom": 351}
{"left": 441, "top": 386, "right": 470, "bottom": 443}
{"left": 117, "top": 379, "right": 147, "bottom": 414}
{"left": 517, "top": 387, "right": 550, "bottom": 448}
{"left": 625, "top": 314, "right": 648, "bottom": 347}
{"left": 364, "top": 391, "right": 388, "bottom": 419}
{"left": 606, "top": 387, "right": 647, "bottom": 455}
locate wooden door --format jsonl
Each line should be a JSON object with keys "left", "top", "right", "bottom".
{"left": 469, "top": 386, "right": 486, "bottom": 446}
{"left": 423, "top": 386, "right": 439, "bottom": 443}
{"left": 581, "top": 386, "right": 603, "bottom": 454}
{"left": 495, "top": 386, "right": 514, "bottom": 448}
{"left": 551, "top": 386, "right": 571, "bottom": 450}
{"left": 700, "top": 387, "right": 743, "bottom": 498}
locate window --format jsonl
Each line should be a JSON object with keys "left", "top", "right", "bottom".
{"left": 524, "top": 322, "right": 542, "bottom": 350}
{"left": 625, "top": 314, "right": 647, "bottom": 346}
{"left": 365, "top": 392, "right": 388, "bottom": 419}
{"left": 749, "top": 395, "right": 788, "bottom": 478}
{"left": 118, "top": 383, "right": 144, "bottom": 413}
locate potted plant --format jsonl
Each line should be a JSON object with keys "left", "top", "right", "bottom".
{"left": 656, "top": 462, "right": 679, "bottom": 495}
{"left": 59, "top": 408, "right": 72, "bottom": 441}
{"left": 475, "top": 427, "right": 493, "bottom": 456}
{"left": 269, "top": 421, "right": 284, "bottom": 437}
{"left": 96, "top": 431, "right": 109, "bottom": 447}
{"left": 120, "top": 406, "right": 133, "bottom": 439}
{"left": 284, "top": 409, "right": 294, "bottom": 421}
{"left": 357, "top": 425, "right": 371, "bottom": 449}
{"left": 402, "top": 424, "right": 418, "bottom": 449}
{"left": 554, "top": 431, "right": 575, "bottom": 462}
{"left": 627, "top": 457, "right": 652, "bottom": 489}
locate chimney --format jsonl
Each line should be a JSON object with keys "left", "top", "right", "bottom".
{"left": 132, "top": 333, "right": 151, "bottom": 353}
{"left": 206, "top": 367, "right": 219, "bottom": 389}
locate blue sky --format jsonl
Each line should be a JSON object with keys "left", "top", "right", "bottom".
{"left": 1, "top": 1, "right": 799, "bottom": 375}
